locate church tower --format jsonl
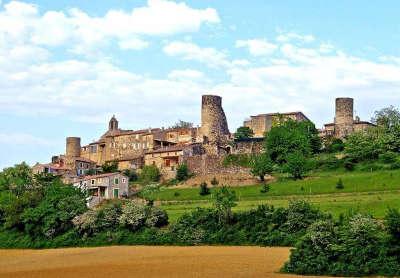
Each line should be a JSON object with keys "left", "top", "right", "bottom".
{"left": 109, "top": 115, "right": 119, "bottom": 131}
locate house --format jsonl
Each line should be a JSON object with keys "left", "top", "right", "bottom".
{"left": 73, "top": 172, "right": 129, "bottom": 207}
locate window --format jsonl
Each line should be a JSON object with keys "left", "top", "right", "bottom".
{"left": 114, "top": 178, "right": 119, "bottom": 185}
{"left": 122, "top": 178, "right": 126, "bottom": 183}
{"left": 80, "top": 162, "right": 83, "bottom": 168}
{"left": 152, "top": 161, "right": 156, "bottom": 166}
{"left": 91, "top": 179, "right": 95, "bottom": 185}
{"left": 165, "top": 159, "right": 171, "bottom": 167}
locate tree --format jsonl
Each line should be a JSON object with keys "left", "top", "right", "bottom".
{"left": 102, "top": 160, "right": 119, "bottom": 173}
{"left": 176, "top": 164, "right": 190, "bottom": 182}
{"left": 372, "top": 106, "right": 400, "bottom": 130}
{"left": 336, "top": 178, "right": 344, "bottom": 189}
{"left": 265, "top": 119, "right": 316, "bottom": 164}
{"left": 199, "top": 182, "right": 210, "bottom": 196}
{"left": 21, "top": 179, "right": 87, "bottom": 238}
{"left": 284, "top": 151, "right": 309, "bottom": 180}
{"left": 213, "top": 186, "right": 237, "bottom": 223}
{"left": 171, "top": 120, "right": 193, "bottom": 129}
{"left": 250, "top": 154, "right": 274, "bottom": 182}
{"left": 234, "top": 126, "right": 254, "bottom": 140}
{"left": 140, "top": 165, "right": 160, "bottom": 184}
{"left": 122, "top": 169, "right": 138, "bottom": 182}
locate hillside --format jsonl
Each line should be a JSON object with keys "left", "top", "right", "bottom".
{"left": 147, "top": 169, "right": 400, "bottom": 221}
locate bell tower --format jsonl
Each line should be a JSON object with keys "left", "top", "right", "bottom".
{"left": 109, "top": 115, "right": 119, "bottom": 131}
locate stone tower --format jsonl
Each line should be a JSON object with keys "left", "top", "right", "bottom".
{"left": 200, "top": 95, "right": 230, "bottom": 154}
{"left": 334, "top": 97, "right": 354, "bottom": 138}
{"left": 109, "top": 115, "right": 119, "bottom": 131}
{"left": 66, "top": 137, "right": 81, "bottom": 158}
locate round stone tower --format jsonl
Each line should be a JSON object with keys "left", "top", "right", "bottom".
{"left": 334, "top": 97, "right": 354, "bottom": 138}
{"left": 200, "top": 95, "right": 230, "bottom": 144}
{"left": 66, "top": 137, "right": 81, "bottom": 158}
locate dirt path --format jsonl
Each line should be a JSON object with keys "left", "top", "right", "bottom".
{"left": 0, "top": 246, "right": 327, "bottom": 278}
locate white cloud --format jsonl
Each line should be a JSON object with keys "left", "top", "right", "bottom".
{"left": 0, "top": 133, "right": 53, "bottom": 146}
{"left": 235, "top": 39, "right": 277, "bottom": 56}
{"left": 163, "top": 41, "right": 230, "bottom": 68}
{"left": 0, "top": 0, "right": 220, "bottom": 54}
{"left": 276, "top": 32, "right": 315, "bottom": 43}
{"left": 168, "top": 69, "right": 204, "bottom": 80}
{"left": 118, "top": 38, "right": 149, "bottom": 50}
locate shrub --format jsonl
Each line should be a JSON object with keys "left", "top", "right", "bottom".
{"left": 199, "top": 182, "right": 210, "bottom": 196}
{"left": 118, "top": 201, "right": 147, "bottom": 231}
{"left": 122, "top": 169, "right": 138, "bottom": 182}
{"left": 260, "top": 183, "right": 270, "bottom": 193}
{"left": 336, "top": 178, "right": 344, "bottom": 190}
{"left": 343, "top": 158, "right": 356, "bottom": 171}
{"left": 72, "top": 209, "right": 99, "bottom": 236}
{"left": 379, "top": 152, "right": 398, "bottom": 164}
{"left": 222, "top": 154, "right": 252, "bottom": 168}
{"left": 176, "top": 164, "right": 190, "bottom": 182}
{"left": 140, "top": 165, "right": 160, "bottom": 183}
{"left": 210, "top": 177, "right": 219, "bottom": 187}
{"left": 213, "top": 186, "right": 237, "bottom": 224}
{"left": 313, "top": 154, "right": 341, "bottom": 171}
{"left": 327, "top": 138, "right": 345, "bottom": 153}
{"left": 145, "top": 206, "right": 169, "bottom": 228}
{"left": 101, "top": 160, "right": 119, "bottom": 173}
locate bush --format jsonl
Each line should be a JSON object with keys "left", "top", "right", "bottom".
{"left": 326, "top": 138, "right": 345, "bottom": 153}
{"left": 145, "top": 206, "right": 169, "bottom": 228}
{"left": 222, "top": 154, "right": 252, "bottom": 168}
{"left": 122, "top": 169, "right": 138, "bottom": 182}
{"left": 210, "top": 177, "right": 219, "bottom": 187}
{"left": 313, "top": 154, "right": 342, "bottom": 171}
{"left": 140, "top": 165, "right": 160, "bottom": 183}
{"left": 199, "top": 182, "right": 210, "bottom": 196}
{"left": 343, "top": 158, "right": 356, "bottom": 171}
{"left": 102, "top": 160, "right": 119, "bottom": 173}
{"left": 260, "top": 183, "right": 270, "bottom": 193}
{"left": 176, "top": 164, "right": 190, "bottom": 182}
{"left": 379, "top": 152, "right": 398, "bottom": 164}
{"left": 118, "top": 201, "right": 147, "bottom": 231}
{"left": 336, "top": 178, "right": 344, "bottom": 190}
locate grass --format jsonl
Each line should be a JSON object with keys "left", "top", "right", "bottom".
{"left": 154, "top": 169, "right": 400, "bottom": 222}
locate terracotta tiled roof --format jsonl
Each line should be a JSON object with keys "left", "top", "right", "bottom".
{"left": 74, "top": 157, "right": 97, "bottom": 164}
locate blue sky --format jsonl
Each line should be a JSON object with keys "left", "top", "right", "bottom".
{"left": 1, "top": 0, "right": 400, "bottom": 169}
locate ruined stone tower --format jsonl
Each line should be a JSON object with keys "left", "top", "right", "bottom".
{"left": 66, "top": 137, "right": 81, "bottom": 158}
{"left": 334, "top": 98, "right": 354, "bottom": 138}
{"left": 200, "top": 95, "right": 230, "bottom": 154}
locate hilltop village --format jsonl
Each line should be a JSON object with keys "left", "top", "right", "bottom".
{"left": 33, "top": 95, "right": 374, "bottom": 203}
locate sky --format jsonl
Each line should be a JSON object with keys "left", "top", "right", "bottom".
{"left": 1, "top": 0, "right": 400, "bottom": 169}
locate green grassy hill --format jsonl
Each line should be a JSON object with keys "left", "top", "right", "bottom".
{"left": 148, "top": 169, "right": 400, "bottom": 222}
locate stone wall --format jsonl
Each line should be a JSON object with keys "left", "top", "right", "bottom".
{"left": 185, "top": 154, "right": 248, "bottom": 175}
{"left": 232, "top": 139, "right": 264, "bottom": 154}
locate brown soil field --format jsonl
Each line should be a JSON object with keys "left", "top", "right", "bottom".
{"left": 0, "top": 246, "right": 330, "bottom": 278}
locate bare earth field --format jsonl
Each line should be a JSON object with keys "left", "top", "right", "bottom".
{"left": 0, "top": 246, "right": 329, "bottom": 278}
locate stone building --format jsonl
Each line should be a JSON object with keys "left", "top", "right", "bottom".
{"left": 320, "top": 98, "right": 375, "bottom": 139}
{"left": 73, "top": 172, "right": 129, "bottom": 207}
{"left": 243, "top": 112, "right": 310, "bottom": 138}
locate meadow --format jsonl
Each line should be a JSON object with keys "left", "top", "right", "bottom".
{"left": 150, "top": 169, "right": 400, "bottom": 222}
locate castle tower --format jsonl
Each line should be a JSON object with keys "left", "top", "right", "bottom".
{"left": 109, "top": 115, "right": 119, "bottom": 131}
{"left": 334, "top": 97, "right": 354, "bottom": 138}
{"left": 200, "top": 95, "right": 230, "bottom": 145}
{"left": 66, "top": 137, "right": 81, "bottom": 158}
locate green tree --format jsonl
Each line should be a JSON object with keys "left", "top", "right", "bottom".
{"left": 199, "top": 182, "right": 210, "bottom": 196}
{"left": 101, "top": 160, "right": 119, "bottom": 173}
{"left": 21, "top": 179, "right": 87, "bottom": 238}
{"left": 234, "top": 126, "right": 254, "bottom": 140}
{"left": 250, "top": 154, "right": 274, "bottom": 182}
{"left": 170, "top": 120, "right": 193, "bottom": 129}
{"left": 213, "top": 186, "right": 237, "bottom": 223}
{"left": 372, "top": 106, "right": 400, "bottom": 130}
{"left": 140, "top": 165, "right": 161, "bottom": 184}
{"left": 284, "top": 151, "right": 309, "bottom": 180}
{"left": 265, "top": 119, "right": 318, "bottom": 164}
{"left": 176, "top": 164, "right": 190, "bottom": 181}
{"left": 122, "top": 169, "right": 138, "bottom": 182}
